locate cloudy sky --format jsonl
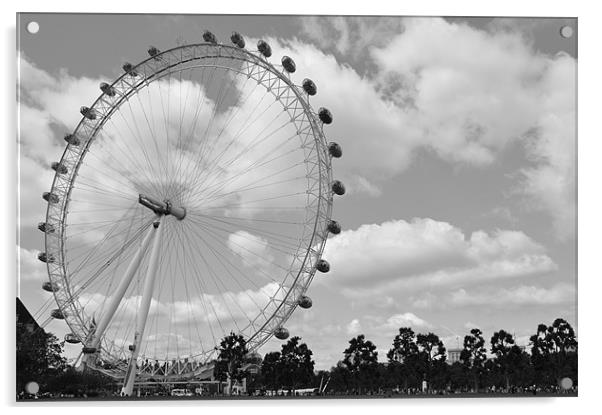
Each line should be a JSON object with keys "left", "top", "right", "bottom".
{"left": 17, "top": 14, "right": 576, "bottom": 369}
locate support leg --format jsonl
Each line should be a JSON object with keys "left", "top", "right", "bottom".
{"left": 81, "top": 221, "right": 157, "bottom": 367}
{"left": 121, "top": 215, "right": 165, "bottom": 396}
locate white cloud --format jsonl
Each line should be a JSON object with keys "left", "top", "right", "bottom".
{"left": 77, "top": 291, "right": 169, "bottom": 324}
{"left": 18, "top": 56, "right": 110, "bottom": 232}
{"left": 464, "top": 321, "right": 481, "bottom": 330}
{"left": 380, "top": 312, "right": 432, "bottom": 330}
{"left": 19, "top": 56, "right": 104, "bottom": 131}
{"left": 142, "top": 333, "right": 198, "bottom": 359}
{"left": 227, "top": 231, "right": 275, "bottom": 270}
{"left": 19, "top": 154, "right": 55, "bottom": 229}
{"left": 300, "top": 16, "right": 404, "bottom": 59}
{"left": 380, "top": 280, "right": 574, "bottom": 311}
{"left": 515, "top": 335, "right": 532, "bottom": 348}
{"left": 346, "top": 318, "right": 362, "bottom": 335}
{"left": 171, "top": 281, "right": 284, "bottom": 325}
{"left": 78, "top": 281, "right": 284, "bottom": 328}
{"left": 72, "top": 281, "right": 286, "bottom": 360}
{"left": 18, "top": 245, "right": 47, "bottom": 282}
{"left": 410, "top": 292, "right": 437, "bottom": 309}
{"left": 371, "top": 18, "right": 546, "bottom": 163}
{"left": 450, "top": 282, "right": 575, "bottom": 307}
{"left": 299, "top": 17, "right": 575, "bottom": 239}
{"left": 344, "top": 175, "right": 383, "bottom": 198}
{"left": 265, "top": 37, "right": 420, "bottom": 193}
{"left": 20, "top": 22, "right": 576, "bottom": 238}
{"left": 519, "top": 53, "right": 576, "bottom": 241}
{"left": 321, "top": 218, "right": 557, "bottom": 298}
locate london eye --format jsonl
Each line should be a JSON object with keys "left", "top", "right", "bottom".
{"left": 38, "top": 30, "right": 344, "bottom": 395}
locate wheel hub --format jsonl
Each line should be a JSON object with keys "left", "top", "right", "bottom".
{"left": 138, "top": 194, "right": 186, "bottom": 220}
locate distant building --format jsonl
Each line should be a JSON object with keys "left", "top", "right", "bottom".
{"left": 241, "top": 362, "right": 261, "bottom": 375}
{"left": 223, "top": 351, "right": 263, "bottom": 394}
{"left": 241, "top": 351, "right": 262, "bottom": 375}
{"left": 447, "top": 348, "right": 462, "bottom": 365}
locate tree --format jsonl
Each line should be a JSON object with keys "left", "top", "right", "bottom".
{"left": 47, "top": 366, "right": 114, "bottom": 396}
{"left": 387, "top": 327, "right": 420, "bottom": 390}
{"left": 16, "top": 321, "right": 66, "bottom": 393}
{"left": 530, "top": 318, "right": 578, "bottom": 387}
{"left": 448, "top": 361, "right": 470, "bottom": 392}
{"left": 505, "top": 345, "right": 532, "bottom": 389}
{"left": 327, "top": 362, "right": 353, "bottom": 394}
{"left": 341, "top": 335, "right": 379, "bottom": 394}
{"left": 387, "top": 327, "right": 419, "bottom": 362}
{"left": 490, "top": 330, "right": 515, "bottom": 391}
{"left": 278, "top": 336, "right": 315, "bottom": 393}
{"left": 460, "top": 328, "right": 487, "bottom": 392}
{"left": 416, "top": 332, "right": 447, "bottom": 390}
{"left": 530, "top": 323, "right": 552, "bottom": 386}
{"left": 417, "top": 333, "right": 447, "bottom": 364}
{"left": 260, "top": 351, "right": 282, "bottom": 392}
{"left": 213, "top": 332, "right": 249, "bottom": 394}
{"left": 547, "top": 318, "right": 578, "bottom": 354}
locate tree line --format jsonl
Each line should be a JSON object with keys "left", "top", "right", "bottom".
{"left": 215, "top": 317, "right": 577, "bottom": 395}
{"left": 17, "top": 316, "right": 577, "bottom": 396}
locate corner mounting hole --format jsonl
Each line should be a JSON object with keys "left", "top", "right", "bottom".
{"left": 26, "top": 21, "right": 40, "bottom": 34}
{"left": 560, "top": 25, "right": 573, "bottom": 39}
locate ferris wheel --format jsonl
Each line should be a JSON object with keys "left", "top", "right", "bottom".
{"left": 37, "top": 30, "right": 345, "bottom": 395}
